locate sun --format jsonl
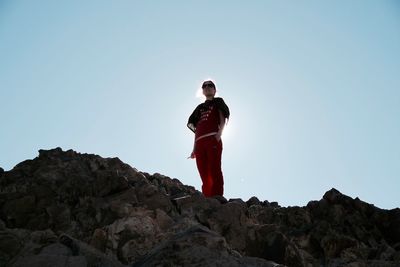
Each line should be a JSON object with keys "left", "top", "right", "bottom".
{"left": 221, "top": 120, "right": 233, "bottom": 141}
{"left": 195, "top": 87, "right": 205, "bottom": 99}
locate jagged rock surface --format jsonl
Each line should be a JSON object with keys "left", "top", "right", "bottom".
{"left": 0, "top": 148, "right": 399, "bottom": 267}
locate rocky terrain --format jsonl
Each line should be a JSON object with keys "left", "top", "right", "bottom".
{"left": 0, "top": 148, "right": 399, "bottom": 267}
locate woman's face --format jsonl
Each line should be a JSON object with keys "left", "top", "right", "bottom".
{"left": 202, "top": 84, "right": 216, "bottom": 98}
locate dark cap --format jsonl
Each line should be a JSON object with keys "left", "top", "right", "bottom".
{"left": 202, "top": 80, "right": 216, "bottom": 89}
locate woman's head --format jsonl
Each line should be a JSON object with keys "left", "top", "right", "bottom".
{"left": 202, "top": 80, "right": 216, "bottom": 99}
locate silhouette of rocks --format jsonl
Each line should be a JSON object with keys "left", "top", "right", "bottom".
{"left": 0, "top": 148, "right": 399, "bottom": 266}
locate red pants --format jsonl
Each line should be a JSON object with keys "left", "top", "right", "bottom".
{"left": 195, "top": 136, "right": 224, "bottom": 197}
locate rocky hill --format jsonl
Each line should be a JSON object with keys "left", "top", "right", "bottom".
{"left": 0, "top": 148, "right": 399, "bottom": 267}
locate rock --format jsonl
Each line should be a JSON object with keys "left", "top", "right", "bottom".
{"left": 229, "top": 198, "right": 246, "bottom": 205}
{"left": 30, "top": 229, "right": 58, "bottom": 244}
{"left": 148, "top": 173, "right": 197, "bottom": 198}
{"left": 45, "top": 203, "right": 71, "bottom": 231}
{"left": 0, "top": 219, "right": 5, "bottom": 230}
{"left": 212, "top": 194, "right": 228, "bottom": 204}
{"left": 134, "top": 182, "right": 173, "bottom": 213}
{"left": 247, "top": 196, "right": 261, "bottom": 207}
{"left": 10, "top": 254, "right": 87, "bottom": 267}
{"left": 1, "top": 148, "right": 399, "bottom": 267}
{"left": 385, "top": 208, "right": 400, "bottom": 243}
{"left": 321, "top": 233, "right": 358, "bottom": 258}
{"left": 246, "top": 224, "right": 304, "bottom": 266}
{"left": 59, "top": 234, "right": 125, "bottom": 267}
{"left": 0, "top": 229, "right": 23, "bottom": 265}
{"left": 132, "top": 225, "right": 280, "bottom": 267}
{"left": 104, "top": 207, "right": 165, "bottom": 264}
{"left": 2, "top": 229, "right": 79, "bottom": 267}
{"left": 197, "top": 201, "right": 249, "bottom": 252}
{"left": 107, "top": 189, "right": 138, "bottom": 218}
{"left": 154, "top": 208, "right": 174, "bottom": 231}
{"left": 90, "top": 228, "right": 107, "bottom": 252}
{"left": 323, "top": 188, "right": 353, "bottom": 206}
{"left": 173, "top": 193, "right": 220, "bottom": 218}
{"left": 2, "top": 195, "right": 37, "bottom": 228}
{"left": 39, "top": 243, "right": 72, "bottom": 256}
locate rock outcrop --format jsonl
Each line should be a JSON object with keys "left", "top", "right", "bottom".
{"left": 0, "top": 148, "right": 399, "bottom": 266}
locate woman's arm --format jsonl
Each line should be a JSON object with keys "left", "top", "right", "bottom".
{"left": 215, "top": 110, "right": 226, "bottom": 141}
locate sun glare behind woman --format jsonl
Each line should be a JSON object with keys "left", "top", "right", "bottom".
{"left": 221, "top": 119, "right": 232, "bottom": 141}
{"left": 195, "top": 87, "right": 205, "bottom": 99}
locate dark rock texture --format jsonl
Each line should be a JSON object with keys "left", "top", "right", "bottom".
{"left": 0, "top": 148, "right": 399, "bottom": 267}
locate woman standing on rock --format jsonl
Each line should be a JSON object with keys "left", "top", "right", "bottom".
{"left": 187, "top": 80, "right": 230, "bottom": 197}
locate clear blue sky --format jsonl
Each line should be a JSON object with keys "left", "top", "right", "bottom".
{"left": 1, "top": 1, "right": 399, "bottom": 209}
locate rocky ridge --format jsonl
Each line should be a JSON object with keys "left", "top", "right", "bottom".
{"left": 0, "top": 148, "right": 399, "bottom": 267}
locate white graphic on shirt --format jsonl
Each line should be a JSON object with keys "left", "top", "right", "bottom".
{"left": 199, "top": 106, "right": 213, "bottom": 122}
